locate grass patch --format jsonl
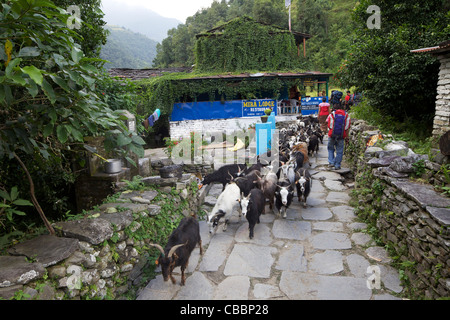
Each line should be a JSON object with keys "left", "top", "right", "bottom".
{"left": 349, "top": 100, "right": 435, "bottom": 155}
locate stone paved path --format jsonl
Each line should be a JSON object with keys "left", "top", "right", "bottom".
{"left": 137, "top": 137, "right": 403, "bottom": 300}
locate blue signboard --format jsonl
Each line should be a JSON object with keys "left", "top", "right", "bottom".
{"left": 242, "top": 99, "right": 277, "bottom": 117}
{"left": 300, "top": 96, "right": 328, "bottom": 115}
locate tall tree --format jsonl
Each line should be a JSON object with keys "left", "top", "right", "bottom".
{"left": 336, "top": 0, "right": 450, "bottom": 123}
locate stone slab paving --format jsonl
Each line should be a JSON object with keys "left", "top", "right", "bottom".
{"left": 137, "top": 137, "right": 404, "bottom": 300}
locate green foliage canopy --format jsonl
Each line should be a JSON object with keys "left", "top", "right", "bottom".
{"left": 0, "top": 0, "right": 145, "bottom": 231}
{"left": 194, "top": 16, "right": 302, "bottom": 72}
{"left": 335, "top": 0, "right": 450, "bottom": 124}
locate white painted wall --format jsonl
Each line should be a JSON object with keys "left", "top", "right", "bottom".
{"left": 169, "top": 115, "right": 298, "bottom": 140}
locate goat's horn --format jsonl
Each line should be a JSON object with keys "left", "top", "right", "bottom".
{"left": 168, "top": 241, "right": 187, "bottom": 258}
{"left": 149, "top": 243, "right": 165, "bottom": 256}
{"left": 228, "top": 171, "right": 234, "bottom": 180}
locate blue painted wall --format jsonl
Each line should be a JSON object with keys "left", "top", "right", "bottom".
{"left": 171, "top": 99, "right": 277, "bottom": 121}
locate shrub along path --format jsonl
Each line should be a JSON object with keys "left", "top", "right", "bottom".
{"left": 137, "top": 137, "right": 403, "bottom": 300}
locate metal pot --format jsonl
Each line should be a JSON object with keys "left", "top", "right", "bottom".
{"left": 104, "top": 159, "right": 122, "bottom": 174}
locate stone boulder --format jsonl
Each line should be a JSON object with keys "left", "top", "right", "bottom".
{"left": 389, "top": 154, "right": 428, "bottom": 173}
{"left": 8, "top": 235, "right": 79, "bottom": 267}
{"left": 0, "top": 256, "right": 45, "bottom": 287}
{"left": 54, "top": 218, "right": 114, "bottom": 245}
{"left": 368, "top": 155, "right": 400, "bottom": 168}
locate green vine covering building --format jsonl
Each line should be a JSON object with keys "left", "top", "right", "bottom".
{"left": 194, "top": 16, "right": 311, "bottom": 72}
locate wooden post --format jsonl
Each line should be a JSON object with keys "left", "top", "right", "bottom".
{"left": 303, "top": 37, "right": 306, "bottom": 57}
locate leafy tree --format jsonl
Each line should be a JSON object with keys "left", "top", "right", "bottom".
{"left": 52, "top": 0, "right": 108, "bottom": 59}
{"left": 0, "top": 0, "right": 144, "bottom": 234}
{"left": 336, "top": 0, "right": 450, "bottom": 124}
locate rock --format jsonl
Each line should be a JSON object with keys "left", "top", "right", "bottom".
{"left": 379, "top": 167, "right": 409, "bottom": 178}
{"left": 213, "top": 276, "right": 250, "bottom": 300}
{"left": 279, "top": 272, "right": 372, "bottom": 300}
{"left": 310, "top": 250, "right": 344, "bottom": 275}
{"left": 364, "top": 147, "right": 383, "bottom": 158}
{"left": 175, "top": 272, "right": 214, "bottom": 299}
{"left": 301, "top": 207, "right": 333, "bottom": 221}
{"left": 0, "top": 256, "right": 45, "bottom": 287}
{"left": 54, "top": 218, "right": 114, "bottom": 245}
{"left": 136, "top": 275, "right": 180, "bottom": 300}
{"left": 98, "top": 211, "right": 133, "bottom": 231}
{"left": 368, "top": 156, "right": 400, "bottom": 168}
{"left": 131, "top": 196, "right": 151, "bottom": 204}
{"left": 199, "top": 234, "right": 234, "bottom": 272}
{"left": 390, "top": 179, "right": 450, "bottom": 208}
{"left": 325, "top": 191, "right": 350, "bottom": 204}
{"left": 331, "top": 205, "right": 356, "bottom": 222}
{"left": 388, "top": 154, "right": 428, "bottom": 173}
{"left": 179, "top": 189, "right": 188, "bottom": 200}
{"left": 253, "top": 284, "right": 283, "bottom": 299}
{"left": 311, "top": 232, "right": 352, "bottom": 250}
{"left": 275, "top": 243, "right": 307, "bottom": 272}
{"left": 323, "top": 179, "right": 347, "bottom": 191}
{"left": 118, "top": 190, "right": 157, "bottom": 202}
{"left": 8, "top": 235, "right": 79, "bottom": 267}
{"left": 351, "top": 232, "right": 372, "bottom": 246}
{"left": 346, "top": 254, "right": 371, "bottom": 278}
{"left": 425, "top": 207, "right": 450, "bottom": 226}
{"left": 272, "top": 220, "right": 311, "bottom": 240}
{"left": 105, "top": 207, "right": 117, "bottom": 214}
{"left": 313, "top": 171, "right": 343, "bottom": 181}
{"left": 378, "top": 141, "right": 410, "bottom": 158}
{"left": 224, "top": 244, "right": 276, "bottom": 278}
{"left": 312, "top": 222, "right": 344, "bottom": 232}
{"left": 365, "top": 246, "right": 392, "bottom": 263}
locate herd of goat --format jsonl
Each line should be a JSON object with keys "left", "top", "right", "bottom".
{"left": 150, "top": 115, "right": 325, "bottom": 286}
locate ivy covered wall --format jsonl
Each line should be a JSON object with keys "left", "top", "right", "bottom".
{"left": 194, "top": 16, "right": 303, "bottom": 72}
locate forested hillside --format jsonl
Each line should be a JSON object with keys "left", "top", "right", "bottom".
{"left": 100, "top": 25, "right": 158, "bottom": 69}
{"left": 153, "top": 0, "right": 357, "bottom": 73}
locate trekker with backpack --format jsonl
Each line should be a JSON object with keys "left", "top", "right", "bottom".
{"left": 326, "top": 105, "right": 351, "bottom": 170}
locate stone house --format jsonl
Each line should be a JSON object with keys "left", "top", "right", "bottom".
{"left": 411, "top": 40, "right": 450, "bottom": 143}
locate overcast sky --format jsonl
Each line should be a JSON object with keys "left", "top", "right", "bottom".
{"left": 101, "top": 0, "right": 217, "bottom": 22}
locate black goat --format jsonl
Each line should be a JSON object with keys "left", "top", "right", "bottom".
{"left": 295, "top": 168, "right": 312, "bottom": 207}
{"left": 308, "top": 134, "right": 319, "bottom": 156}
{"left": 275, "top": 179, "right": 294, "bottom": 219}
{"left": 201, "top": 164, "right": 246, "bottom": 190}
{"left": 149, "top": 216, "right": 203, "bottom": 286}
{"left": 238, "top": 188, "right": 265, "bottom": 239}
{"left": 230, "top": 170, "right": 260, "bottom": 197}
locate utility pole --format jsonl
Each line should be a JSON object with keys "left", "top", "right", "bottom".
{"left": 285, "top": 0, "right": 291, "bottom": 32}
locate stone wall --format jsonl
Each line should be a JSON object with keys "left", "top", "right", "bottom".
{"left": 433, "top": 52, "right": 450, "bottom": 139}
{"left": 346, "top": 119, "right": 450, "bottom": 299}
{"left": 0, "top": 175, "right": 206, "bottom": 300}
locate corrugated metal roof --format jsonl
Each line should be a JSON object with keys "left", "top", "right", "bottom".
{"left": 178, "top": 71, "right": 333, "bottom": 81}
{"left": 410, "top": 40, "right": 450, "bottom": 54}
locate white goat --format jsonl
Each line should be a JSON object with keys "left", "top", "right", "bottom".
{"left": 207, "top": 182, "right": 241, "bottom": 234}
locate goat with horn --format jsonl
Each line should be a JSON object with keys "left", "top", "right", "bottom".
{"left": 149, "top": 216, "right": 203, "bottom": 286}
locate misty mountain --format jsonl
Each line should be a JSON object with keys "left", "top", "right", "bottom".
{"left": 100, "top": 25, "right": 158, "bottom": 69}
{"left": 101, "top": 0, "right": 182, "bottom": 42}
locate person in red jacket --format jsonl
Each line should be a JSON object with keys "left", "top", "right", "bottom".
{"left": 326, "top": 106, "right": 351, "bottom": 170}
{"left": 318, "top": 97, "right": 331, "bottom": 132}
